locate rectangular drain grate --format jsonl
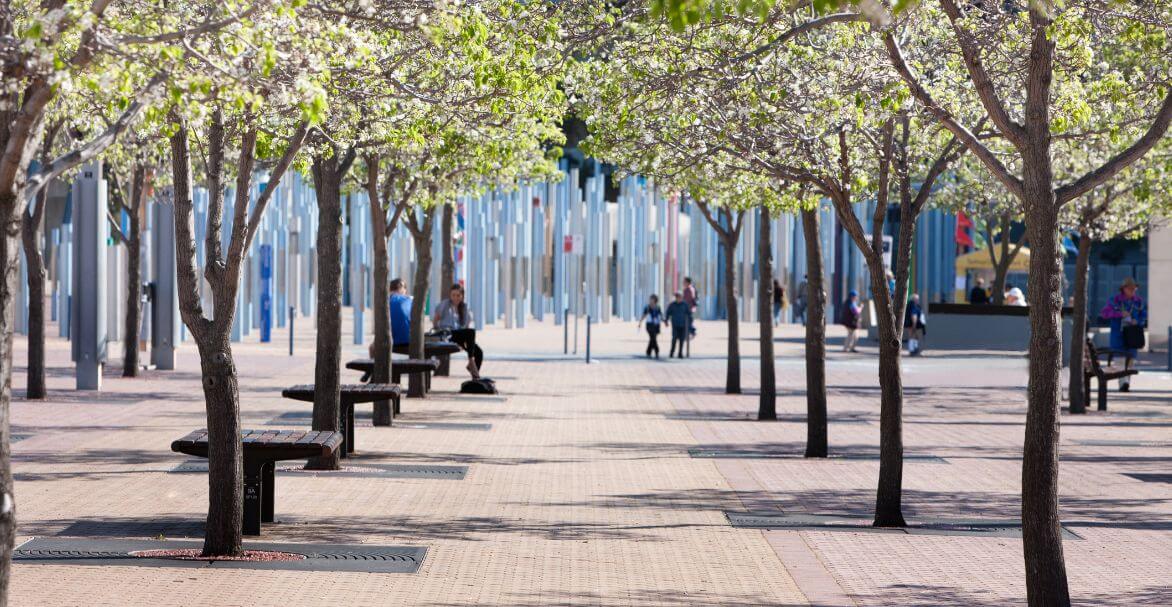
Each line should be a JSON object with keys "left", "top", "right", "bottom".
{"left": 170, "top": 460, "right": 467, "bottom": 480}
{"left": 725, "top": 512, "right": 1081, "bottom": 539}
{"left": 14, "top": 538, "right": 426, "bottom": 572}
{"left": 666, "top": 413, "right": 870, "bottom": 423}
{"left": 688, "top": 449, "right": 947, "bottom": 463}
{"left": 394, "top": 422, "right": 493, "bottom": 431}
{"left": 10, "top": 434, "right": 30, "bottom": 442}
{"left": 1124, "top": 473, "right": 1172, "bottom": 484}
{"left": 1074, "top": 439, "right": 1171, "bottom": 448}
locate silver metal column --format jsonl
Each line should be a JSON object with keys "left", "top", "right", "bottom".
{"left": 151, "top": 197, "right": 179, "bottom": 370}
{"left": 71, "top": 162, "right": 108, "bottom": 390}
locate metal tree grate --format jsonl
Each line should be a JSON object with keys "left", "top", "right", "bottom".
{"left": 724, "top": 512, "right": 1081, "bottom": 539}
{"left": 394, "top": 422, "right": 493, "bottom": 431}
{"left": 688, "top": 448, "right": 947, "bottom": 463}
{"left": 169, "top": 460, "right": 468, "bottom": 479}
{"left": 14, "top": 538, "right": 426, "bottom": 572}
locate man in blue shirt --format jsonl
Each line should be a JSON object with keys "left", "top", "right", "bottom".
{"left": 389, "top": 278, "right": 412, "bottom": 352}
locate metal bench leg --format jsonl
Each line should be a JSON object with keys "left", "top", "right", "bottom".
{"left": 393, "top": 393, "right": 401, "bottom": 415}
{"left": 243, "top": 459, "right": 265, "bottom": 535}
{"left": 344, "top": 401, "right": 356, "bottom": 457}
{"left": 436, "top": 354, "right": 451, "bottom": 376}
{"left": 408, "top": 372, "right": 425, "bottom": 398}
{"left": 1098, "top": 377, "right": 1108, "bottom": 411}
{"left": 261, "top": 462, "right": 275, "bottom": 523}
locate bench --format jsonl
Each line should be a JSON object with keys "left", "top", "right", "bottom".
{"left": 280, "top": 384, "right": 402, "bottom": 453}
{"left": 391, "top": 341, "right": 463, "bottom": 376}
{"left": 171, "top": 429, "right": 342, "bottom": 536}
{"left": 1083, "top": 339, "right": 1138, "bottom": 411}
{"left": 347, "top": 358, "right": 439, "bottom": 401}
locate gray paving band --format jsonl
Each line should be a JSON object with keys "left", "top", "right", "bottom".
{"left": 170, "top": 460, "right": 468, "bottom": 479}
{"left": 689, "top": 449, "right": 948, "bottom": 463}
{"left": 14, "top": 538, "right": 426, "bottom": 572}
{"left": 725, "top": 512, "right": 1081, "bottom": 539}
{"left": 268, "top": 411, "right": 492, "bottom": 431}
{"left": 1124, "top": 473, "right": 1172, "bottom": 484}
{"left": 1074, "top": 439, "right": 1171, "bottom": 447}
{"left": 666, "top": 413, "right": 871, "bottom": 423}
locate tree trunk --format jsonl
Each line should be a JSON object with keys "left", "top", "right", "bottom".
{"left": 1, "top": 191, "right": 26, "bottom": 605}
{"left": 409, "top": 209, "right": 436, "bottom": 360}
{"left": 367, "top": 162, "right": 393, "bottom": 426}
{"left": 308, "top": 156, "right": 344, "bottom": 470}
{"left": 122, "top": 169, "right": 146, "bottom": 377}
{"left": 1021, "top": 198, "right": 1071, "bottom": 606}
{"left": 1067, "top": 231, "right": 1092, "bottom": 414}
{"left": 991, "top": 255, "right": 1011, "bottom": 305}
{"left": 196, "top": 334, "right": 244, "bottom": 556}
{"left": 721, "top": 233, "right": 741, "bottom": 394}
{"left": 20, "top": 192, "right": 47, "bottom": 399}
{"left": 870, "top": 261, "right": 906, "bottom": 527}
{"left": 800, "top": 209, "right": 828, "bottom": 457}
{"left": 441, "top": 203, "right": 455, "bottom": 290}
{"left": 757, "top": 212, "right": 775, "bottom": 420}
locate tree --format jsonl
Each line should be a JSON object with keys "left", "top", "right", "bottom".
{"left": 0, "top": 1, "right": 249, "bottom": 594}
{"left": 1064, "top": 148, "right": 1171, "bottom": 414}
{"left": 881, "top": 2, "right": 1172, "bottom": 601}
{"left": 566, "top": 3, "right": 854, "bottom": 445}
{"left": 19, "top": 122, "right": 61, "bottom": 399}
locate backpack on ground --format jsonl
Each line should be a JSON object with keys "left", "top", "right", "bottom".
{"left": 460, "top": 378, "right": 497, "bottom": 394}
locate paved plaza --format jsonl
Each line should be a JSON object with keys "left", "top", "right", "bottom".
{"left": 8, "top": 318, "right": 1172, "bottom": 606}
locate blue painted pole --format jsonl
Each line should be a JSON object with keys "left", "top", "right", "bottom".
{"left": 259, "top": 243, "right": 273, "bottom": 342}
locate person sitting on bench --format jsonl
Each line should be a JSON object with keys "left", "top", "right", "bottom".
{"left": 389, "top": 277, "right": 413, "bottom": 355}
{"left": 432, "top": 283, "right": 484, "bottom": 378}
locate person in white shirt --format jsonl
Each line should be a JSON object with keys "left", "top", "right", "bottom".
{"left": 431, "top": 283, "right": 483, "bottom": 378}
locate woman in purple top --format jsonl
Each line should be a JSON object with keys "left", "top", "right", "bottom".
{"left": 1099, "top": 277, "right": 1146, "bottom": 390}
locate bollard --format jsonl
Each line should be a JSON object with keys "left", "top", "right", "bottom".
{"left": 1167, "top": 326, "right": 1171, "bottom": 372}
{"left": 289, "top": 306, "right": 295, "bottom": 356}
{"left": 564, "top": 308, "right": 569, "bottom": 354}
{"left": 586, "top": 315, "right": 592, "bottom": 364}
{"left": 573, "top": 311, "right": 579, "bottom": 355}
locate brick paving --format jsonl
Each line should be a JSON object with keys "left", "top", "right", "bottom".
{"left": 8, "top": 315, "right": 1172, "bottom": 606}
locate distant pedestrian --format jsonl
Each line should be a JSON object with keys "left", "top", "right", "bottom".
{"left": 772, "top": 279, "right": 786, "bottom": 326}
{"left": 840, "top": 290, "right": 861, "bottom": 352}
{"left": 904, "top": 293, "right": 926, "bottom": 356}
{"left": 665, "top": 291, "right": 691, "bottom": 359}
{"left": 1005, "top": 286, "right": 1027, "bottom": 307}
{"left": 682, "top": 277, "right": 698, "bottom": 338}
{"left": 794, "top": 274, "right": 808, "bottom": 326}
{"left": 1100, "top": 277, "right": 1146, "bottom": 391}
{"left": 969, "top": 277, "right": 990, "bottom": 305}
{"left": 637, "top": 294, "right": 663, "bottom": 359}
{"left": 885, "top": 271, "right": 896, "bottom": 297}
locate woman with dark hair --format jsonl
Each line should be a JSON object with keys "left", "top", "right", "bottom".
{"left": 432, "top": 283, "right": 484, "bottom": 378}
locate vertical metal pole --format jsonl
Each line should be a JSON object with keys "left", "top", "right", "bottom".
{"left": 289, "top": 306, "right": 295, "bottom": 356}
{"left": 151, "top": 197, "right": 179, "bottom": 370}
{"left": 1167, "top": 326, "right": 1171, "bottom": 371}
{"left": 563, "top": 308, "right": 569, "bottom": 354}
{"left": 72, "top": 161, "right": 108, "bottom": 390}
{"left": 573, "top": 309, "right": 579, "bottom": 354}
{"left": 586, "top": 315, "right": 592, "bottom": 364}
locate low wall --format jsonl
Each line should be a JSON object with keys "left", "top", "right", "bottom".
{"left": 926, "top": 303, "right": 1073, "bottom": 364}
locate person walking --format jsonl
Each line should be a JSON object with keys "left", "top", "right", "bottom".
{"left": 1005, "top": 286, "right": 1028, "bottom": 306}
{"left": 904, "top": 293, "right": 926, "bottom": 356}
{"left": 969, "top": 277, "right": 990, "bottom": 304}
{"left": 840, "top": 289, "right": 861, "bottom": 352}
{"left": 793, "top": 274, "right": 808, "bottom": 326}
{"left": 682, "top": 277, "right": 698, "bottom": 339}
{"left": 432, "top": 283, "right": 484, "bottom": 378}
{"left": 1100, "top": 277, "right": 1146, "bottom": 391}
{"left": 772, "top": 279, "right": 787, "bottom": 326}
{"left": 665, "top": 291, "right": 691, "bottom": 359}
{"left": 637, "top": 294, "right": 663, "bottom": 358}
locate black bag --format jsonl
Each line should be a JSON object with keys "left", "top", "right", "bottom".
{"left": 460, "top": 378, "right": 497, "bottom": 394}
{"left": 1122, "top": 325, "right": 1146, "bottom": 350}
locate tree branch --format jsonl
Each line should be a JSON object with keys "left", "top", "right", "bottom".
{"left": 883, "top": 32, "right": 1023, "bottom": 199}
{"left": 242, "top": 121, "right": 310, "bottom": 250}
{"left": 1055, "top": 91, "right": 1172, "bottom": 205}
